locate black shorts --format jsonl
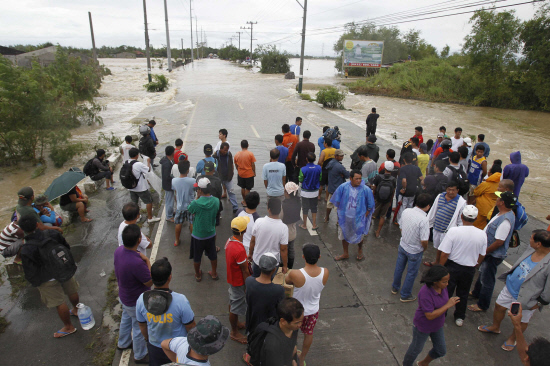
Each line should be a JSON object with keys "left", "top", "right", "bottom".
{"left": 237, "top": 176, "right": 254, "bottom": 190}
{"left": 301, "top": 197, "right": 318, "bottom": 214}
{"left": 91, "top": 171, "right": 112, "bottom": 181}
{"left": 190, "top": 236, "right": 217, "bottom": 263}
{"left": 320, "top": 168, "right": 329, "bottom": 186}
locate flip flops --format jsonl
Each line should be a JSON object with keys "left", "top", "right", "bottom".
{"left": 231, "top": 335, "right": 247, "bottom": 344}
{"left": 208, "top": 271, "right": 219, "bottom": 281}
{"left": 501, "top": 341, "right": 517, "bottom": 351}
{"left": 477, "top": 325, "right": 500, "bottom": 334}
{"left": 54, "top": 328, "right": 77, "bottom": 338}
{"left": 195, "top": 270, "right": 202, "bottom": 282}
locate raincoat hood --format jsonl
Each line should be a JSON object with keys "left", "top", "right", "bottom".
{"left": 486, "top": 172, "right": 502, "bottom": 183}
{"left": 510, "top": 151, "right": 522, "bottom": 164}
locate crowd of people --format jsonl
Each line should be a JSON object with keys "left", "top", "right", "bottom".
{"left": 1, "top": 113, "right": 549, "bottom": 366}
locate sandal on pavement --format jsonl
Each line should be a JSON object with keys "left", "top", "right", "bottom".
{"left": 468, "top": 304, "right": 486, "bottom": 313}
{"left": 231, "top": 335, "right": 248, "bottom": 344}
{"left": 208, "top": 271, "right": 219, "bottom": 281}
{"left": 195, "top": 270, "right": 202, "bottom": 282}
{"left": 501, "top": 341, "right": 517, "bottom": 351}
{"left": 356, "top": 255, "right": 365, "bottom": 261}
{"left": 334, "top": 255, "right": 349, "bottom": 261}
{"left": 242, "top": 353, "right": 252, "bottom": 366}
{"left": 54, "top": 328, "right": 77, "bottom": 338}
{"left": 423, "top": 261, "right": 433, "bottom": 267}
{"left": 477, "top": 325, "right": 500, "bottom": 334}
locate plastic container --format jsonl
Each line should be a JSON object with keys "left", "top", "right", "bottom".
{"left": 76, "top": 303, "right": 95, "bottom": 330}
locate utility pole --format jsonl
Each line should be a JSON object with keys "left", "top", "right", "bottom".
{"left": 195, "top": 16, "right": 199, "bottom": 59}
{"left": 241, "top": 21, "right": 257, "bottom": 61}
{"left": 88, "top": 12, "right": 97, "bottom": 63}
{"left": 181, "top": 38, "right": 184, "bottom": 61}
{"left": 297, "top": 0, "right": 307, "bottom": 93}
{"left": 163, "top": 0, "right": 172, "bottom": 71}
{"left": 189, "top": 0, "right": 194, "bottom": 64}
{"left": 200, "top": 27, "right": 203, "bottom": 59}
{"left": 236, "top": 31, "right": 242, "bottom": 49}
{"left": 143, "top": 0, "right": 152, "bottom": 82}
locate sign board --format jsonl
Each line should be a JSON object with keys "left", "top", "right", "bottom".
{"left": 342, "top": 40, "right": 384, "bottom": 68}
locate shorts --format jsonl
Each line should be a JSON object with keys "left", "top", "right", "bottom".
{"left": 38, "top": 277, "right": 80, "bottom": 308}
{"left": 130, "top": 190, "right": 153, "bottom": 205}
{"left": 237, "top": 176, "right": 254, "bottom": 190}
{"left": 190, "top": 236, "right": 217, "bottom": 263}
{"left": 60, "top": 202, "right": 78, "bottom": 212}
{"left": 300, "top": 312, "right": 319, "bottom": 335}
{"left": 469, "top": 184, "right": 477, "bottom": 196}
{"left": 373, "top": 200, "right": 392, "bottom": 218}
{"left": 174, "top": 210, "right": 192, "bottom": 225}
{"left": 228, "top": 285, "right": 247, "bottom": 316}
{"left": 496, "top": 286, "right": 535, "bottom": 323}
{"left": 326, "top": 193, "right": 335, "bottom": 209}
{"left": 91, "top": 170, "right": 112, "bottom": 181}
{"left": 302, "top": 197, "right": 318, "bottom": 214}
{"left": 433, "top": 230, "right": 446, "bottom": 249}
{"left": 337, "top": 226, "right": 365, "bottom": 244}
{"left": 320, "top": 168, "right": 329, "bottom": 186}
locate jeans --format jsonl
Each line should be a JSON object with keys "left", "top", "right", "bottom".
{"left": 392, "top": 246, "right": 424, "bottom": 298}
{"left": 222, "top": 180, "right": 239, "bottom": 211}
{"left": 403, "top": 326, "right": 446, "bottom": 366}
{"left": 118, "top": 303, "right": 148, "bottom": 360}
{"left": 472, "top": 255, "right": 504, "bottom": 311}
{"left": 165, "top": 190, "right": 174, "bottom": 219}
{"left": 445, "top": 260, "right": 476, "bottom": 320}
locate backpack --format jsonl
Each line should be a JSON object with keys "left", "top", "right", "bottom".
{"left": 119, "top": 160, "right": 140, "bottom": 189}
{"left": 27, "top": 233, "right": 77, "bottom": 283}
{"left": 447, "top": 165, "right": 469, "bottom": 196}
{"left": 323, "top": 127, "right": 341, "bottom": 142}
{"left": 350, "top": 159, "right": 364, "bottom": 171}
{"left": 248, "top": 318, "right": 279, "bottom": 366}
{"left": 433, "top": 174, "right": 448, "bottom": 196}
{"left": 376, "top": 176, "right": 395, "bottom": 203}
{"left": 514, "top": 202, "right": 528, "bottom": 231}
{"left": 83, "top": 158, "right": 98, "bottom": 177}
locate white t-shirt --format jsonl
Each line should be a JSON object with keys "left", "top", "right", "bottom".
{"left": 214, "top": 140, "right": 230, "bottom": 154}
{"left": 120, "top": 143, "right": 133, "bottom": 162}
{"left": 168, "top": 337, "right": 211, "bottom": 366}
{"left": 484, "top": 213, "right": 512, "bottom": 240}
{"left": 251, "top": 216, "right": 288, "bottom": 265}
{"left": 128, "top": 159, "right": 150, "bottom": 192}
{"left": 451, "top": 137, "right": 464, "bottom": 151}
{"left": 238, "top": 210, "right": 258, "bottom": 253}
{"left": 117, "top": 222, "right": 150, "bottom": 255}
{"left": 439, "top": 226, "right": 487, "bottom": 266}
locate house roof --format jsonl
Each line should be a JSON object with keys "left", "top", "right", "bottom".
{"left": 0, "top": 46, "right": 25, "bottom": 56}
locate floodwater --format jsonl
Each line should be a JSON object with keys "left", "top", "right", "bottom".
{"left": 1, "top": 58, "right": 549, "bottom": 228}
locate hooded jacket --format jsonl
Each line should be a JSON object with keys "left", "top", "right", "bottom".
{"left": 326, "top": 158, "right": 350, "bottom": 194}
{"left": 159, "top": 156, "right": 174, "bottom": 191}
{"left": 351, "top": 143, "right": 380, "bottom": 165}
{"left": 473, "top": 172, "right": 501, "bottom": 229}
{"left": 139, "top": 135, "right": 156, "bottom": 159}
{"left": 502, "top": 151, "right": 529, "bottom": 197}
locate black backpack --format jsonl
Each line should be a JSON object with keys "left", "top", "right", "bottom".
{"left": 433, "top": 174, "right": 448, "bottom": 196}
{"left": 248, "top": 318, "right": 279, "bottom": 366}
{"left": 448, "top": 165, "right": 470, "bottom": 196}
{"left": 120, "top": 160, "right": 140, "bottom": 189}
{"left": 83, "top": 158, "right": 98, "bottom": 177}
{"left": 376, "top": 176, "right": 395, "bottom": 203}
{"left": 323, "top": 127, "right": 341, "bottom": 141}
{"left": 28, "top": 233, "right": 77, "bottom": 283}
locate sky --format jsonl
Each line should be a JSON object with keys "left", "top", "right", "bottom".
{"left": 0, "top": 0, "right": 544, "bottom": 56}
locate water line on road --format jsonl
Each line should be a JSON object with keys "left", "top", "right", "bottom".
{"left": 250, "top": 125, "right": 261, "bottom": 138}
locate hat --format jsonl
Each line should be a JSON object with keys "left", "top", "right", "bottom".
{"left": 419, "top": 143, "right": 428, "bottom": 152}
{"left": 463, "top": 137, "right": 472, "bottom": 147}
{"left": 143, "top": 290, "right": 173, "bottom": 316}
{"left": 34, "top": 194, "right": 49, "bottom": 206}
{"left": 187, "top": 315, "right": 229, "bottom": 356}
{"left": 17, "top": 187, "right": 34, "bottom": 205}
{"left": 495, "top": 191, "right": 517, "bottom": 208}
{"left": 285, "top": 182, "right": 299, "bottom": 196}
{"left": 441, "top": 140, "right": 452, "bottom": 148}
{"left": 139, "top": 125, "right": 150, "bottom": 135}
{"left": 384, "top": 161, "right": 394, "bottom": 172}
{"left": 231, "top": 216, "right": 250, "bottom": 232}
{"left": 258, "top": 253, "right": 278, "bottom": 271}
{"left": 203, "top": 144, "right": 213, "bottom": 155}
{"left": 194, "top": 177, "right": 211, "bottom": 188}
{"left": 437, "top": 132, "right": 445, "bottom": 138}
{"left": 462, "top": 205, "right": 478, "bottom": 219}
{"left": 204, "top": 161, "right": 215, "bottom": 173}
{"left": 334, "top": 149, "right": 345, "bottom": 156}
{"left": 178, "top": 152, "right": 188, "bottom": 162}
{"left": 367, "top": 135, "right": 377, "bottom": 143}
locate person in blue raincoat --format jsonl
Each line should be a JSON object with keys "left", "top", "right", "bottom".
{"left": 330, "top": 169, "right": 375, "bottom": 261}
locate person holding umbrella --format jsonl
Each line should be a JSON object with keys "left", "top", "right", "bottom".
{"left": 45, "top": 168, "right": 92, "bottom": 223}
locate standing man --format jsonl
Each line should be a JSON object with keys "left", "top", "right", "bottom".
{"left": 450, "top": 127, "right": 463, "bottom": 151}
{"left": 263, "top": 149, "right": 287, "bottom": 201}
{"left": 331, "top": 170, "right": 375, "bottom": 262}
{"left": 188, "top": 178, "right": 220, "bottom": 282}
{"left": 172, "top": 161, "right": 196, "bottom": 247}
{"left": 225, "top": 216, "right": 251, "bottom": 344}
{"left": 114, "top": 224, "right": 153, "bottom": 364}
{"left": 214, "top": 128, "right": 230, "bottom": 154}
{"left": 396, "top": 153, "right": 423, "bottom": 222}
{"left": 234, "top": 140, "right": 256, "bottom": 204}
{"left": 372, "top": 161, "right": 396, "bottom": 238}
{"left": 274, "top": 134, "right": 289, "bottom": 164}
{"left": 282, "top": 124, "right": 299, "bottom": 183}
{"left": 119, "top": 135, "right": 134, "bottom": 162}
{"left": 213, "top": 142, "right": 239, "bottom": 213}
{"left": 391, "top": 194, "right": 432, "bottom": 303}
{"left": 359, "top": 149, "right": 377, "bottom": 185}
{"left": 18, "top": 215, "right": 80, "bottom": 339}
{"left": 127, "top": 148, "right": 161, "bottom": 224}
{"left": 365, "top": 107, "right": 379, "bottom": 139}
{"left": 300, "top": 153, "right": 322, "bottom": 230}
{"left": 196, "top": 144, "right": 218, "bottom": 176}
{"left": 317, "top": 138, "right": 336, "bottom": 200}
{"left": 147, "top": 120, "right": 159, "bottom": 146}
{"left": 424, "top": 181, "right": 466, "bottom": 266}
{"left": 325, "top": 149, "right": 349, "bottom": 222}
{"left": 502, "top": 151, "right": 530, "bottom": 198}
{"left": 290, "top": 117, "right": 302, "bottom": 141}
{"left": 139, "top": 125, "right": 157, "bottom": 167}
{"left": 438, "top": 206, "right": 487, "bottom": 326}
{"left": 473, "top": 134, "right": 490, "bottom": 158}
{"left": 292, "top": 130, "right": 316, "bottom": 183}
{"left": 160, "top": 146, "right": 175, "bottom": 222}
{"left": 285, "top": 244, "right": 329, "bottom": 366}
{"left": 136, "top": 257, "right": 196, "bottom": 366}
{"left": 318, "top": 126, "right": 340, "bottom": 151}
{"left": 248, "top": 199, "right": 289, "bottom": 276}
{"left": 469, "top": 191, "right": 517, "bottom": 313}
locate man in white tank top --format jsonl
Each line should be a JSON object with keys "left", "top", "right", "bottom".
{"left": 285, "top": 244, "right": 329, "bottom": 366}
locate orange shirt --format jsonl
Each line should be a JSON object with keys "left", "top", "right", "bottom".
{"left": 234, "top": 150, "right": 256, "bottom": 178}
{"left": 282, "top": 132, "right": 299, "bottom": 162}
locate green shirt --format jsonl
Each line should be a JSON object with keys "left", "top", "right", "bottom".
{"left": 16, "top": 204, "right": 42, "bottom": 223}
{"left": 187, "top": 196, "right": 219, "bottom": 239}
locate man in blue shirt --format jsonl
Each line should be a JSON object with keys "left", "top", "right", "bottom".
{"left": 299, "top": 153, "right": 322, "bottom": 230}
{"left": 147, "top": 120, "right": 159, "bottom": 146}
{"left": 137, "top": 257, "right": 196, "bottom": 366}
{"left": 196, "top": 144, "right": 218, "bottom": 176}
{"left": 290, "top": 117, "right": 302, "bottom": 141}
{"left": 275, "top": 134, "right": 289, "bottom": 164}
{"left": 263, "top": 149, "right": 287, "bottom": 200}
{"left": 318, "top": 126, "right": 341, "bottom": 151}
{"left": 472, "top": 133, "right": 490, "bottom": 158}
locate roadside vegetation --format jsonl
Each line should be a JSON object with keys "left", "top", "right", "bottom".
{"left": 316, "top": 86, "right": 347, "bottom": 109}
{"left": 218, "top": 45, "right": 250, "bottom": 62}
{"left": 255, "top": 45, "right": 291, "bottom": 74}
{"left": 144, "top": 74, "right": 170, "bottom": 92}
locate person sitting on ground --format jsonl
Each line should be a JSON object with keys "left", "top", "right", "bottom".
{"left": 33, "top": 194, "right": 62, "bottom": 227}
{"left": 285, "top": 244, "right": 329, "bottom": 366}
{"left": 17, "top": 187, "right": 64, "bottom": 231}
{"left": 237, "top": 191, "right": 260, "bottom": 254}
{"left": 172, "top": 160, "right": 196, "bottom": 247}
{"left": 508, "top": 304, "right": 550, "bottom": 366}
{"left": 59, "top": 184, "right": 91, "bottom": 223}
{"left": 372, "top": 161, "right": 396, "bottom": 238}
{"left": 161, "top": 316, "right": 229, "bottom": 365}
{"left": 300, "top": 153, "right": 322, "bottom": 230}
{"left": 325, "top": 149, "right": 349, "bottom": 222}
{"left": 0, "top": 220, "right": 24, "bottom": 264}
{"left": 282, "top": 182, "right": 302, "bottom": 269}
{"left": 117, "top": 202, "right": 152, "bottom": 255}
{"left": 91, "top": 149, "right": 115, "bottom": 190}
{"left": 473, "top": 161, "right": 502, "bottom": 229}
{"left": 120, "top": 135, "right": 134, "bottom": 162}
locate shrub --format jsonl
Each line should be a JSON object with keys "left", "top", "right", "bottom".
{"left": 144, "top": 74, "right": 170, "bottom": 92}
{"left": 300, "top": 93, "right": 312, "bottom": 101}
{"left": 316, "top": 87, "right": 347, "bottom": 108}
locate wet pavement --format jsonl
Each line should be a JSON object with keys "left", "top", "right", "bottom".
{"left": 1, "top": 59, "right": 549, "bottom": 365}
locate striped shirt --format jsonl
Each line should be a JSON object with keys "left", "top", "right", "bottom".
{"left": 0, "top": 222, "right": 23, "bottom": 253}
{"left": 433, "top": 194, "right": 459, "bottom": 233}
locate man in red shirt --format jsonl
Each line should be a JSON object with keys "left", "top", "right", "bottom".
{"left": 411, "top": 126, "right": 424, "bottom": 144}
{"left": 282, "top": 124, "right": 299, "bottom": 185}
{"left": 225, "top": 216, "right": 251, "bottom": 345}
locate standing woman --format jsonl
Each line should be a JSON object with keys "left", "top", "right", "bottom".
{"left": 403, "top": 265, "right": 459, "bottom": 366}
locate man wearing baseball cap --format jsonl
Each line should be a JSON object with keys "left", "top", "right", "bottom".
{"left": 470, "top": 190, "right": 517, "bottom": 313}
{"left": 196, "top": 144, "right": 218, "bottom": 176}
{"left": 161, "top": 315, "right": 229, "bottom": 365}
{"left": 438, "top": 205, "right": 488, "bottom": 326}
{"left": 225, "top": 216, "right": 251, "bottom": 344}
{"left": 197, "top": 161, "right": 224, "bottom": 225}
{"left": 16, "top": 187, "right": 62, "bottom": 233}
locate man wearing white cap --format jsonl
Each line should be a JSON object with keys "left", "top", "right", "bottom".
{"left": 371, "top": 161, "right": 396, "bottom": 238}
{"left": 438, "top": 205, "right": 487, "bottom": 326}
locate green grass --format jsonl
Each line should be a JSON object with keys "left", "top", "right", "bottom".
{"left": 300, "top": 93, "right": 313, "bottom": 101}
{"left": 0, "top": 316, "right": 10, "bottom": 334}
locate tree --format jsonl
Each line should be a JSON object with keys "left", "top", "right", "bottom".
{"left": 255, "top": 45, "right": 290, "bottom": 74}
{"left": 440, "top": 44, "right": 450, "bottom": 58}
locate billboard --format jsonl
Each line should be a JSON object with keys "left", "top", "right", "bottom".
{"left": 342, "top": 40, "right": 384, "bottom": 68}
